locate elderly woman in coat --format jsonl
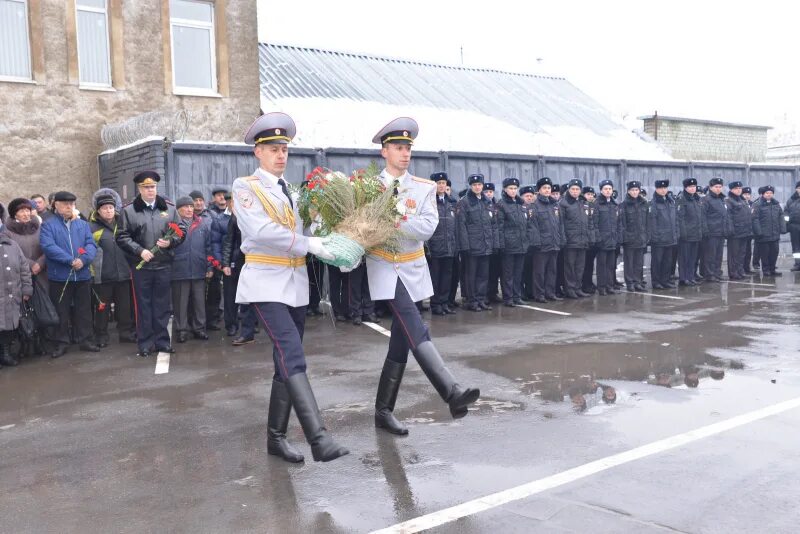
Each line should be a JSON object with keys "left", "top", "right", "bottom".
{"left": 0, "top": 203, "right": 34, "bottom": 367}
{"left": 2, "top": 198, "right": 47, "bottom": 283}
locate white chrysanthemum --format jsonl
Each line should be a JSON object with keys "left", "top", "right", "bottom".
{"left": 396, "top": 201, "right": 407, "bottom": 215}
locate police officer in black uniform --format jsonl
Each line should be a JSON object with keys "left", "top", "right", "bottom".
{"left": 116, "top": 171, "right": 184, "bottom": 357}
{"left": 786, "top": 181, "right": 800, "bottom": 272}
{"left": 559, "top": 178, "right": 593, "bottom": 298}
{"left": 456, "top": 174, "right": 498, "bottom": 312}
{"left": 701, "top": 178, "right": 728, "bottom": 282}
{"left": 595, "top": 179, "right": 621, "bottom": 295}
{"left": 752, "top": 185, "right": 787, "bottom": 276}
{"left": 581, "top": 186, "right": 599, "bottom": 294}
{"left": 743, "top": 186, "right": 757, "bottom": 273}
{"left": 725, "top": 181, "right": 752, "bottom": 280}
{"left": 496, "top": 177, "right": 530, "bottom": 306}
{"left": 648, "top": 180, "right": 678, "bottom": 289}
{"left": 676, "top": 177, "right": 703, "bottom": 286}
{"left": 620, "top": 180, "right": 648, "bottom": 291}
{"left": 428, "top": 172, "right": 458, "bottom": 315}
{"left": 531, "top": 177, "right": 563, "bottom": 302}
{"left": 484, "top": 182, "right": 502, "bottom": 305}
{"left": 519, "top": 185, "right": 539, "bottom": 300}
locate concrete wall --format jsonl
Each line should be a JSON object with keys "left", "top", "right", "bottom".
{"left": 0, "top": 0, "right": 260, "bottom": 214}
{"left": 643, "top": 118, "right": 768, "bottom": 163}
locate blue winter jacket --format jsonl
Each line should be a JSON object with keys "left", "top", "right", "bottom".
{"left": 40, "top": 215, "right": 97, "bottom": 282}
{"left": 171, "top": 216, "right": 212, "bottom": 281}
{"left": 210, "top": 209, "right": 231, "bottom": 262}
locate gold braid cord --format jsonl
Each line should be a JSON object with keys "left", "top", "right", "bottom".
{"left": 247, "top": 179, "right": 296, "bottom": 229}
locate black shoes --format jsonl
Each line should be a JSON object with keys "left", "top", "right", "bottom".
{"left": 286, "top": 373, "right": 349, "bottom": 462}
{"left": 598, "top": 288, "right": 608, "bottom": 296}
{"left": 206, "top": 323, "right": 221, "bottom": 331}
{"left": 137, "top": 349, "right": 152, "bottom": 358}
{"left": 443, "top": 304, "right": 457, "bottom": 314}
{"left": 177, "top": 332, "right": 188, "bottom": 343}
{"left": 363, "top": 313, "right": 380, "bottom": 323}
{"left": 479, "top": 302, "right": 492, "bottom": 311}
{"left": 533, "top": 296, "right": 548, "bottom": 304}
{"left": 156, "top": 346, "right": 176, "bottom": 354}
{"left": 413, "top": 341, "right": 480, "bottom": 419}
{"left": 51, "top": 344, "right": 67, "bottom": 359}
{"left": 193, "top": 332, "right": 209, "bottom": 340}
{"left": 546, "top": 295, "right": 563, "bottom": 301}
{"left": 431, "top": 307, "right": 447, "bottom": 315}
{"left": 267, "top": 379, "right": 305, "bottom": 463}
{"left": 352, "top": 316, "right": 363, "bottom": 325}
{"left": 564, "top": 290, "right": 579, "bottom": 299}
{"left": 232, "top": 336, "right": 255, "bottom": 346}
{"left": 0, "top": 345, "right": 18, "bottom": 367}
{"left": 80, "top": 343, "right": 101, "bottom": 352}
{"left": 375, "top": 360, "right": 409, "bottom": 436}
{"left": 226, "top": 325, "right": 239, "bottom": 337}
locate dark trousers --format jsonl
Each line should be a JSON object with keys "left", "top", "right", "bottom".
{"left": 669, "top": 245, "right": 678, "bottom": 277}
{"left": 650, "top": 245, "right": 672, "bottom": 286}
{"left": 251, "top": 302, "right": 307, "bottom": 381}
{"left": 487, "top": 253, "right": 501, "bottom": 301}
{"left": 556, "top": 249, "right": 565, "bottom": 294}
{"left": 522, "top": 248, "right": 535, "bottom": 298}
{"left": 382, "top": 280, "right": 432, "bottom": 364}
{"left": 464, "top": 254, "right": 490, "bottom": 306}
{"left": 93, "top": 280, "right": 134, "bottom": 343}
{"left": 583, "top": 247, "right": 598, "bottom": 291}
{"left": 751, "top": 241, "right": 760, "bottom": 270}
{"left": 347, "top": 262, "right": 374, "bottom": 318}
{"left": 205, "top": 271, "right": 222, "bottom": 327}
{"left": 791, "top": 230, "right": 800, "bottom": 266}
{"left": 533, "top": 250, "right": 558, "bottom": 299}
{"left": 727, "top": 237, "right": 747, "bottom": 278}
{"left": 623, "top": 246, "right": 645, "bottom": 286}
{"left": 307, "top": 256, "right": 323, "bottom": 311}
{"left": 131, "top": 267, "right": 173, "bottom": 351}
{"left": 678, "top": 240, "right": 700, "bottom": 282}
{"left": 745, "top": 239, "right": 753, "bottom": 271}
{"left": 562, "top": 248, "right": 586, "bottom": 293}
{"left": 757, "top": 240, "right": 780, "bottom": 273}
{"left": 501, "top": 253, "right": 525, "bottom": 302}
{"left": 49, "top": 279, "right": 93, "bottom": 346}
{"left": 703, "top": 236, "right": 725, "bottom": 278}
{"left": 596, "top": 249, "right": 616, "bottom": 290}
{"left": 328, "top": 266, "right": 349, "bottom": 317}
{"left": 448, "top": 254, "right": 461, "bottom": 305}
{"left": 429, "top": 256, "right": 454, "bottom": 309}
{"left": 222, "top": 271, "right": 238, "bottom": 329}
{"left": 171, "top": 279, "right": 207, "bottom": 335}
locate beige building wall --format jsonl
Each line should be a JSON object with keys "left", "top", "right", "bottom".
{"left": 0, "top": 0, "right": 260, "bottom": 212}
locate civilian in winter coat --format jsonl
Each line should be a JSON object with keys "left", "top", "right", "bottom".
{"left": 210, "top": 198, "right": 238, "bottom": 335}
{"left": 88, "top": 189, "right": 136, "bottom": 346}
{"left": 456, "top": 174, "right": 498, "bottom": 311}
{"left": 428, "top": 173, "right": 458, "bottom": 315}
{"left": 700, "top": 178, "right": 727, "bottom": 281}
{"left": 751, "top": 186, "right": 787, "bottom": 276}
{"left": 496, "top": 178, "right": 530, "bottom": 306}
{"left": 619, "top": 182, "right": 648, "bottom": 291}
{"left": 743, "top": 187, "right": 756, "bottom": 273}
{"left": 0, "top": 203, "right": 34, "bottom": 367}
{"left": 190, "top": 190, "right": 223, "bottom": 332}
{"left": 531, "top": 178, "right": 563, "bottom": 302}
{"left": 559, "top": 179, "right": 594, "bottom": 298}
{"left": 40, "top": 191, "right": 99, "bottom": 357}
{"left": 171, "top": 197, "right": 213, "bottom": 343}
{"left": 724, "top": 181, "right": 752, "bottom": 280}
{"left": 647, "top": 181, "right": 678, "bottom": 289}
{"left": 3, "top": 198, "right": 47, "bottom": 284}
{"left": 676, "top": 178, "right": 704, "bottom": 286}
{"left": 785, "top": 181, "right": 800, "bottom": 271}
{"left": 594, "top": 182, "right": 621, "bottom": 295}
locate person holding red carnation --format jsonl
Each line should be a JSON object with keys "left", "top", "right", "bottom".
{"left": 39, "top": 191, "right": 98, "bottom": 358}
{"left": 116, "top": 171, "right": 185, "bottom": 357}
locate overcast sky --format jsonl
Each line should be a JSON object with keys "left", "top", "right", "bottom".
{"left": 257, "top": 0, "right": 796, "bottom": 136}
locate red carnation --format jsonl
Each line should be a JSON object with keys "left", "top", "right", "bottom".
{"left": 98, "top": 302, "right": 107, "bottom": 312}
{"left": 168, "top": 222, "right": 185, "bottom": 239}
{"left": 78, "top": 247, "right": 87, "bottom": 255}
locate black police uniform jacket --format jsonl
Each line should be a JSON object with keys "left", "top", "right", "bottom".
{"left": 701, "top": 191, "right": 728, "bottom": 238}
{"left": 532, "top": 193, "right": 563, "bottom": 252}
{"left": 558, "top": 194, "right": 593, "bottom": 249}
{"left": 525, "top": 202, "right": 542, "bottom": 249}
{"left": 724, "top": 193, "right": 752, "bottom": 239}
{"left": 752, "top": 197, "right": 786, "bottom": 242}
{"left": 594, "top": 195, "right": 621, "bottom": 251}
{"left": 676, "top": 191, "right": 703, "bottom": 242}
{"left": 647, "top": 193, "right": 678, "bottom": 246}
{"left": 456, "top": 192, "right": 498, "bottom": 257}
{"left": 785, "top": 192, "right": 800, "bottom": 234}
{"left": 116, "top": 195, "right": 184, "bottom": 270}
{"left": 496, "top": 192, "right": 530, "bottom": 255}
{"left": 428, "top": 193, "right": 458, "bottom": 258}
{"left": 620, "top": 194, "right": 649, "bottom": 248}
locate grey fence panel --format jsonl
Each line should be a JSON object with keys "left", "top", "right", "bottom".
{"left": 543, "top": 160, "right": 619, "bottom": 186}
{"left": 748, "top": 167, "right": 796, "bottom": 199}
{"left": 170, "top": 148, "right": 254, "bottom": 197}
{"left": 691, "top": 164, "right": 746, "bottom": 185}
{"left": 98, "top": 140, "right": 165, "bottom": 202}
{"left": 446, "top": 154, "right": 540, "bottom": 188}
{"left": 626, "top": 164, "right": 689, "bottom": 192}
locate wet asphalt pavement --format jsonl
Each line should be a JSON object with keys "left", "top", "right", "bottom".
{"left": 2, "top": 261, "right": 800, "bottom": 533}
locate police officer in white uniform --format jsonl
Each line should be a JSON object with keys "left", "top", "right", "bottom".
{"left": 233, "top": 112, "right": 348, "bottom": 463}
{"left": 367, "top": 117, "right": 480, "bottom": 436}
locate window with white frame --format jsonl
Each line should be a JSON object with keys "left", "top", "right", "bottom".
{"left": 0, "top": 0, "right": 32, "bottom": 81}
{"left": 76, "top": 0, "right": 112, "bottom": 87}
{"left": 169, "top": 0, "right": 217, "bottom": 94}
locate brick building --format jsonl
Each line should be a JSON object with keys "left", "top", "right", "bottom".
{"left": 640, "top": 114, "right": 770, "bottom": 163}
{"left": 0, "top": 0, "right": 260, "bottom": 210}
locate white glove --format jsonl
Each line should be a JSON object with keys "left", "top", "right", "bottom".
{"left": 308, "top": 236, "right": 335, "bottom": 260}
{"left": 339, "top": 257, "right": 362, "bottom": 273}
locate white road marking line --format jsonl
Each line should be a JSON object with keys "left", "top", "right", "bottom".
{"left": 155, "top": 353, "right": 170, "bottom": 374}
{"left": 370, "top": 395, "right": 800, "bottom": 534}
{"left": 516, "top": 304, "right": 572, "bottom": 316}
{"left": 619, "top": 290, "right": 685, "bottom": 300}
{"left": 725, "top": 280, "right": 776, "bottom": 287}
{"left": 363, "top": 321, "right": 392, "bottom": 338}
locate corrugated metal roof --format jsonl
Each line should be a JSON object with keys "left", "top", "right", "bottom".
{"left": 258, "top": 43, "right": 671, "bottom": 160}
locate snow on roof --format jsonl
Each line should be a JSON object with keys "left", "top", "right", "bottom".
{"left": 259, "top": 44, "right": 673, "bottom": 161}
{"left": 637, "top": 115, "right": 772, "bottom": 130}
{"left": 99, "top": 135, "right": 165, "bottom": 155}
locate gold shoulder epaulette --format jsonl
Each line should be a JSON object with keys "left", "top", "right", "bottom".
{"left": 243, "top": 176, "right": 260, "bottom": 181}
{"left": 411, "top": 176, "right": 435, "bottom": 185}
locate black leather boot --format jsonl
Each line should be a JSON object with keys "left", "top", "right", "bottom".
{"left": 0, "top": 344, "right": 18, "bottom": 367}
{"left": 413, "top": 341, "right": 480, "bottom": 419}
{"left": 267, "top": 379, "right": 305, "bottom": 463}
{"left": 286, "top": 373, "right": 349, "bottom": 462}
{"left": 375, "top": 360, "right": 409, "bottom": 436}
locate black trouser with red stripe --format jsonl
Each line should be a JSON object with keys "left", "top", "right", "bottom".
{"left": 251, "top": 302, "right": 307, "bottom": 381}
{"left": 383, "top": 280, "right": 432, "bottom": 364}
